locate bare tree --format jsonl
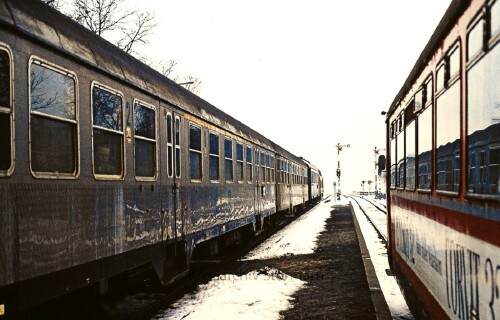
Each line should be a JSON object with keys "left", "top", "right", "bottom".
{"left": 70, "top": 0, "right": 155, "bottom": 55}
{"left": 175, "top": 76, "right": 202, "bottom": 94}
{"left": 41, "top": 0, "right": 61, "bottom": 9}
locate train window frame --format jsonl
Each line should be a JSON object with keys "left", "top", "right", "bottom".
{"left": 0, "top": 44, "right": 14, "bottom": 177}
{"left": 236, "top": 142, "right": 244, "bottom": 183}
{"left": 133, "top": 99, "right": 157, "bottom": 181}
{"left": 271, "top": 154, "right": 275, "bottom": 183}
{"left": 467, "top": 14, "right": 485, "bottom": 62}
{"left": 224, "top": 137, "right": 233, "bottom": 183}
{"left": 396, "top": 113, "right": 405, "bottom": 189}
{"left": 166, "top": 112, "right": 174, "bottom": 178}
{"left": 174, "top": 116, "right": 181, "bottom": 179}
{"left": 91, "top": 82, "right": 125, "bottom": 180}
{"left": 209, "top": 131, "right": 220, "bottom": 182}
{"left": 246, "top": 145, "right": 252, "bottom": 183}
{"left": 29, "top": 57, "right": 80, "bottom": 179}
{"left": 188, "top": 122, "right": 202, "bottom": 182}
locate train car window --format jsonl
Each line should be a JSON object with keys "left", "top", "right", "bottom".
{"left": 405, "top": 120, "right": 416, "bottom": 190}
{"left": 236, "top": 143, "right": 243, "bottom": 182}
{"left": 390, "top": 122, "right": 396, "bottom": 188}
{"left": 466, "top": 30, "right": 499, "bottom": 195}
{"left": 417, "top": 105, "right": 433, "bottom": 190}
{"left": 134, "top": 102, "right": 156, "bottom": 178}
{"left": 260, "top": 152, "right": 265, "bottom": 182}
{"left": 436, "top": 64, "right": 445, "bottom": 92}
{"left": 0, "top": 47, "right": 12, "bottom": 174}
{"left": 448, "top": 46, "right": 460, "bottom": 79}
{"left": 189, "top": 123, "right": 202, "bottom": 181}
{"left": 166, "top": 113, "right": 173, "bottom": 178}
{"left": 246, "top": 146, "right": 252, "bottom": 182}
{"left": 30, "top": 60, "right": 78, "bottom": 176}
{"left": 266, "top": 154, "right": 271, "bottom": 183}
{"left": 467, "top": 18, "right": 484, "bottom": 61}
{"left": 414, "top": 90, "right": 423, "bottom": 113}
{"left": 255, "top": 150, "right": 259, "bottom": 182}
{"left": 224, "top": 138, "right": 233, "bottom": 182}
{"left": 425, "top": 77, "right": 433, "bottom": 107}
{"left": 92, "top": 85, "right": 123, "bottom": 177}
{"left": 436, "top": 70, "right": 460, "bottom": 192}
{"left": 175, "top": 116, "right": 181, "bottom": 178}
{"left": 209, "top": 132, "right": 219, "bottom": 181}
{"left": 396, "top": 119, "right": 405, "bottom": 188}
{"left": 271, "top": 155, "right": 275, "bottom": 183}
{"left": 492, "top": 0, "right": 500, "bottom": 37}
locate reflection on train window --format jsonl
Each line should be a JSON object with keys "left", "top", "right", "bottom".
{"left": 134, "top": 102, "right": 156, "bottom": 178}
{"left": 30, "top": 60, "right": 77, "bottom": 176}
{"left": 224, "top": 138, "right": 233, "bottom": 182}
{"left": 425, "top": 78, "right": 433, "bottom": 106}
{"left": 260, "top": 152, "right": 265, "bottom": 182}
{"left": 492, "top": 0, "right": 500, "bottom": 37}
{"left": 449, "top": 46, "right": 460, "bottom": 79}
{"left": 0, "top": 48, "right": 11, "bottom": 173}
{"left": 92, "top": 85, "right": 123, "bottom": 177}
{"left": 467, "top": 18, "right": 484, "bottom": 60}
{"left": 209, "top": 132, "right": 219, "bottom": 181}
{"left": 436, "top": 81, "right": 460, "bottom": 192}
{"left": 397, "top": 116, "right": 405, "bottom": 188}
{"left": 418, "top": 106, "right": 433, "bottom": 189}
{"left": 246, "top": 146, "right": 252, "bottom": 182}
{"left": 166, "top": 113, "right": 173, "bottom": 177}
{"left": 236, "top": 143, "right": 243, "bottom": 182}
{"left": 466, "top": 40, "right": 499, "bottom": 195}
{"left": 255, "top": 150, "right": 260, "bottom": 182}
{"left": 271, "top": 155, "right": 275, "bottom": 183}
{"left": 189, "top": 123, "right": 202, "bottom": 180}
{"left": 405, "top": 120, "right": 415, "bottom": 190}
{"left": 175, "top": 116, "right": 181, "bottom": 178}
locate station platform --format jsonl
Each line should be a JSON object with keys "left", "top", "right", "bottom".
{"left": 260, "top": 203, "right": 391, "bottom": 319}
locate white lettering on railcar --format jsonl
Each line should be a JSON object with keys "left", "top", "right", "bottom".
{"left": 393, "top": 207, "right": 500, "bottom": 320}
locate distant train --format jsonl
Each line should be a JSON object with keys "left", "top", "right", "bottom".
{"left": 385, "top": 0, "right": 499, "bottom": 319}
{"left": 0, "top": 0, "right": 323, "bottom": 316}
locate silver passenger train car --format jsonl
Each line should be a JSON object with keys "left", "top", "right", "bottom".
{"left": 0, "top": 0, "right": 323, "bottom": 316}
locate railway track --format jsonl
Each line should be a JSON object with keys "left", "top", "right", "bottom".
{"left": 349, "top": 196, "right": 387, "bottom": 243}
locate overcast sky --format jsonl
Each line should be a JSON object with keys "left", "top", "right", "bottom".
{"left": 125, "top": 0, "right": 452, "bottom": 193}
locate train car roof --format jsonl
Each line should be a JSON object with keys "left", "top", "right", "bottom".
{"left": 0, "top": 0, "right": 276, "bottom": 149}
{"left": 385, "top": 0, "right": 470, "bottom": 119}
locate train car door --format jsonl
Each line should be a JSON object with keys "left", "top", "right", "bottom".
{"left": 164, "top": 109, "right": 185, "bottom": 242}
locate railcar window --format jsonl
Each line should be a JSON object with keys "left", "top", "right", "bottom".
{"left": 436, "top": 64, "right": 445, "bottom": 92}
{"left": 166, "top": 113, "right": 173, "bottom": 177}
{"left": 449, "top": 47, "right": 460, "bottom": 79}
{"left": 224, "top": 138, "right": 233, "bottom": 182}
{"left": 425, "top": 78, "right": 433, "bottom": 107}
{"left": 236, "top": 143, "right": 243, "bottom": 182}
{"left": 246, "top": 146, "right": 252, "bottom": 182}
{"left": 466, "top": 38, "right": 500, "bottom": 195}
{"left": 418, "top": 106, "right": 433, "bottom": 189}
{"left": 175, "top": 116, "right": 181, "bottom": 178}
{"left": 189, "top": 123, "right": 202, "bottom": 180}
{"left": 271, "top": 155, "right": 275, "bottom": 183}
{"left": 30, "top": 61, "right": 77, "bottom": 176}
{"left": 436, "top": 81, "right": 460, "bottom": 192}
{"left": 134, "top": 102, "right": 156, "bottom": 178}
{"left": 209, "top": 132, "right": 219, "bottom": 181}
{"left": 405, "top": 120, "right": 416, "bottom": 190}
{"left": 0, "top": 48, "right": 11, "bottom": 173}
{"left": 390, "top": 122, "right": 396, "bottom": 188}
{"left": 92, "top": 85, "right": 123, "bottom": 177}
{"left": 467, "top": 18, "right": 484, "bottom": 60}
{"left": 255, "top": 150, "right": 259, "bottom": 182}
{"left": 260, "top": 152, "right": 265, "bottom": 182}
{"left": 492, "top": 0, "right": 500, "bottom": 36}
{"left": 397, "top": 129, "right": 405, "bottom": 187}
{"left": 266, "top": 154, "right": 271, "bottom": 183}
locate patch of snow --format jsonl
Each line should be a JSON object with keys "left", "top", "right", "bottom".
{"left": 350, "top": 200, "right": 413, "bottom": 319}
{"left": 154, "top": 267, "right": 305, "bottom": 320}
{"left": 243, "top": 197, "right": 337, "bottom": 260}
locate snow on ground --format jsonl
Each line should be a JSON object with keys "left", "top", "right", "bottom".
{"left": 350, "top": 197, "right": 414, "bottom": 319}
{"left": 153, "top": 267, "right": 305, "bottom": 320}
{"left": 243, "top": 195, "right": 343, "bottom": 260}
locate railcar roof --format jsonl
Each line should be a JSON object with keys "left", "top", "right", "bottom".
{"left": 0, "top": 0, "right": 276, "bottom": 150}
{"left": 386, "top": 0, "right": 469, "bottom": 119}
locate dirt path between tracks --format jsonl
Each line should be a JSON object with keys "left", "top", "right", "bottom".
{"left": 261, "top": 205, "right": 377, "bottom": 319}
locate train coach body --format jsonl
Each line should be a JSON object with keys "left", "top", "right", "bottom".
{"left": 0, "top": 0, "right": 322, "bottom": 314}
{"left": 385, "top": 0, "right": 499, "bottom": 319}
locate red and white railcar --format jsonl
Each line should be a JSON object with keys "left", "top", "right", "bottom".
{"left": 385, "top": 0, "right": 499, "bottom": 318}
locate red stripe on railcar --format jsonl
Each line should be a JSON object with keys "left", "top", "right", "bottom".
{"left": 392, "top": 196, "right": 500, "bottom": 247}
